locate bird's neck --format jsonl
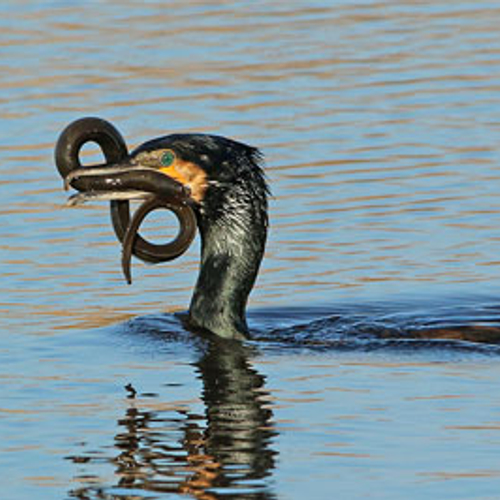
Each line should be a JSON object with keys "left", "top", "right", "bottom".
{"left": 188, "top": 198, "right": 267, "bottom": 339}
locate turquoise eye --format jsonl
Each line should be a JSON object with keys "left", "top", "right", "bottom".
{"left": 160, "top": 150, "right": 175, "bottom": 167}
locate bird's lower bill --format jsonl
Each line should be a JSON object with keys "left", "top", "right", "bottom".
{"left": 67, "top": 190, "right": 154, "bottom": 206}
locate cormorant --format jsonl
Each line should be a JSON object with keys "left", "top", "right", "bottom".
{"left": 55, "top": 118, "right": 269, "bottom": 340}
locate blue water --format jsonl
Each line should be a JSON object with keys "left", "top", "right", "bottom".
{"left": 2, "top": 1, "right": 500, "bottom": 499}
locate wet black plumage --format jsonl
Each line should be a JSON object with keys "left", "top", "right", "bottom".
{"left": 134, "top": 134, "right": 270, "bottom": 339}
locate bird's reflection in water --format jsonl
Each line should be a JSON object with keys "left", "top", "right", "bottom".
{"left": 68, "top": 337, "right": 277, "bottom": 500}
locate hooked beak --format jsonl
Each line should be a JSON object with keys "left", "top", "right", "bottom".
{"left": 64, "top": 159, "right": 191, "bottom": 206}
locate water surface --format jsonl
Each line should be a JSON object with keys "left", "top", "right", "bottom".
{"left": 2, "top": 1, "right": 500, "bottom": 499}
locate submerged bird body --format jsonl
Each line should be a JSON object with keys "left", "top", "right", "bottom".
{"left": 56, "top": 119, "right": 269, "bottom": 339}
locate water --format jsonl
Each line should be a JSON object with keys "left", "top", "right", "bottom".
{"left": 2, "top": 1, "right": 500, "bottom": 498}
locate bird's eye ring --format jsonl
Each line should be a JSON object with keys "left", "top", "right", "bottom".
{"left": 161, "top": 150, "right": 176, "bottom": 167}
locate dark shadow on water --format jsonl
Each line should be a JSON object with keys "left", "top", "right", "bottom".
{"left": 67, "top": 335, "right": 277, "bottom": 500}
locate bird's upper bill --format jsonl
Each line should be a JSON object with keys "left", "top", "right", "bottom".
{"left": 64, "top": 145, "right": 206, "bottom": 207}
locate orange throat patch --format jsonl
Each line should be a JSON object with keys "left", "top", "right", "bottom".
{"left": 160, "top": 160, "right": 208, "bottom": 203}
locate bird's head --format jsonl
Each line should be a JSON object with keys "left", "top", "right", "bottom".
{"left": 60, "top": 123, "right": 267, "bottom": 224}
